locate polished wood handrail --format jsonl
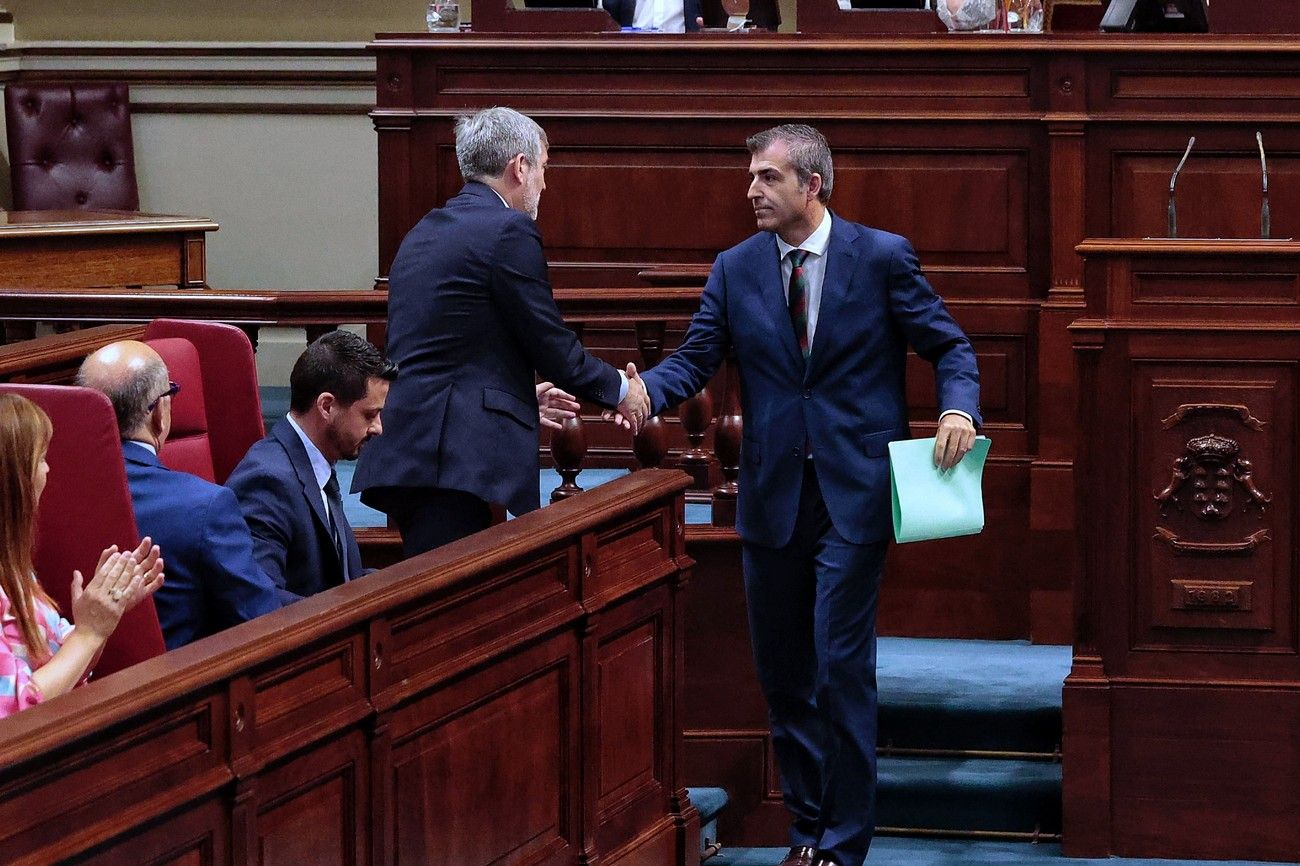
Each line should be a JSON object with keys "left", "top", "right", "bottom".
{"left": 0, "top": 470, "right": 697, "bottom": 866}
{"left": 0, "top": 287, "right": 389, "bottom": 326}
{"left": 0, "top": 469, "right": 686, "bottom": 761}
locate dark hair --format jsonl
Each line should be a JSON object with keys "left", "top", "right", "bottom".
{"left": 289, "top": 331, "right": 397, "bottom": 413}
{"left": 746, "top": 124, "right": 834, "bottom": 204}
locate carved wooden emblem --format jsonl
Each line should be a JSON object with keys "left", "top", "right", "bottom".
{"left": 1153, "top": 432, "right": 1271, "bottom": 554}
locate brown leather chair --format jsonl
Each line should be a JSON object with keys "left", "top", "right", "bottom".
{"left": 4, "top": 82, "right": 140, "bottom": 211}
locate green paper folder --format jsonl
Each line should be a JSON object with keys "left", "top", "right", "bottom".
{"left": 888, "top": 435, "right": 991, "bottom": 544}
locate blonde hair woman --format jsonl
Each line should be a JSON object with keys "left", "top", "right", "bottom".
{"left": 0, "top": 393, "right": 164, "bottom": 718}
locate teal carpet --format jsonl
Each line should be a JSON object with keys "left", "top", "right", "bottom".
{"left": 710, "top": 840, "right": 1283, "bottom": 866}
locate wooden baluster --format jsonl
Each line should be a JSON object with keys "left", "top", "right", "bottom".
{"left": 677, "top": 385, "right": 715, "bottom": 491}
{"left": 550, "top": 321, "right": 587, "bottom": 501}
{"left": 550, "top": 414, "right": 587, "bottom": 502}
{"left": 632, "top": 320, "right": 668, "bottom": 469}
{"left": 712, "top": 352, "right": 742, "bottom": 526}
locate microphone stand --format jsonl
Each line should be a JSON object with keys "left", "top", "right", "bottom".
{"left": 1168, "top": 136, "right": 1195, "bottom": 239}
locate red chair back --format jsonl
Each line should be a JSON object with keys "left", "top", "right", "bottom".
{"left": 144, "top": 319, "right": 264, "bottom": 485}
{"left": 145, "top": 337, "right": 217, "bottom": 483}
{"left": 0, "top": 384, "right": 166, "bottom": 676}
{"left": 4, "top": 82, "right": 139, "bottom": 212}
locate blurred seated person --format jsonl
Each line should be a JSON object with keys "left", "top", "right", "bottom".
{"left": 936, "top": 0, "right": 996, "bottom": 29}
{"left": 0, "top": 393, "right": 164, "bottom": 719}
{"left": 77, "top": 342, "right": 282, "bottom": 649}
{"left": 602, "top": 0, "right": 703, "bottom": 31}
{"left": 602, "top": 0, "right": 780, "bottom": 30}
{"left": 226, "top": 331, "right": 395, "bottom": 601}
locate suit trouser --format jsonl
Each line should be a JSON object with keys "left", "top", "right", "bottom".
{"left": 389, "top": 487, "right": 494, "bottom": 559}
{"left": 742, "top": 460, "right": 886, "bottom": 866}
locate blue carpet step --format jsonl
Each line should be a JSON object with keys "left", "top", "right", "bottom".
{"left": 876, "top": 756, "right": 1061, "bottom": 837}
{"left": 710, "top": 839, "right": 1280, "bottom": 866}
{"left": 688, "top": 786, "right": 729, "bottom": 860}
{"left": 878, "top": 638, "right": 1071, "bottom": 755}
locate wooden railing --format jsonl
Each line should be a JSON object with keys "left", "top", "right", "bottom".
{"left": 0, "top": 470, "right": 698, "bottom": 866}
{"left": 0, "top": 287, "right": 742, "bottom": 525}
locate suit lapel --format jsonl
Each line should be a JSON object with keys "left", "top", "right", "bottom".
{"left": 757, "top": 232, "right": 804, "bottom": 370}
{"left": 273, "top": 423, "right": 334, "bottom": 549}
{"left": 806, "top": 215, "right": 860, "bottom": 381}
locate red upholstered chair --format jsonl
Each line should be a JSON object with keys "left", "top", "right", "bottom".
{"left": 0, "top": 384, "right": 166, "bottom": 677}
{"left": 145, "top": 337, "right": 217, "bottom": 483}
{"left": 143, "top": 319, "right": 265, "bottom": 485}
{"left": 4, "top": 82, "right": 140, "bottom": 212}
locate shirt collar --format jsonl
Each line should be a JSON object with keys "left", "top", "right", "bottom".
{"left": 125, "top": 439, "right": 158, "bottom": 456}
{"left": 775, "top": 209, "right": 832, "bottom": 261}
{"left": 490, "top": 187, "right": 510, "bottom": 209}
{"left": 285, "top": 414, "right": 333, "bottom": 491}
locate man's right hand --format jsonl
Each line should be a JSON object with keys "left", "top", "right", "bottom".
{"left": 604, "top": 362, "right": 651, "bottom": 434}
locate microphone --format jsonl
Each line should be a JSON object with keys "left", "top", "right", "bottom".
{"left": 1257, "top": 131, "right": 1270, "bottom": 239}
{"left": 1168, "top": 136, "right": 1195, "bottom": 239}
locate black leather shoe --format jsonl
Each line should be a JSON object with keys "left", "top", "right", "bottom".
{"left": 779, "top": 846, "right": 818, "bottom": 866}
{"left": 811, "top": 856, "right": 841, "bottom": 866}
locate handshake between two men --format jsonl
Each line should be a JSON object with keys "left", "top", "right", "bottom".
{"left": 538, "top": 361, "right": 975, "bottom": 474}
{"left": 534, "top": 363, "right": 652, "bottom": 435}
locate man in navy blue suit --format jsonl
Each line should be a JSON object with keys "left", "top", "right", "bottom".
{"left": 353, "top": 106, "right": 649, "bottom": 557}
{"left": 638, "top": 125, "right": 981, "bottom": 866}
{"left": 77, "top": 341, "right": 282, "bottom": 649}
{"left": 227, "top": 331, "right": 396, "bottom": 600}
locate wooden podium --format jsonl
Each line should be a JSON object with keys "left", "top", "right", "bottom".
{"left": 1065, "top": 238, "right": 1300, "bottom": 862}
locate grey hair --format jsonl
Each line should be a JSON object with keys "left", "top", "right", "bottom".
{"left": 746, "top": 124, "right": 834, "bottom": 204}
{"left": 454, "top": 107, "right": 548, "bottom": 182}
{"left": 76, "top": 354, "right": 169, "bottom": 437}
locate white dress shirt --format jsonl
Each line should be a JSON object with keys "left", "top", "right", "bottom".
{"left": 775, "top": 209, "right": 833, "bottom": 350}
{"left": 774, "top": 210, "right": 973, "bottom": 427}
{"left": 632, "top": 0, "right": 686, "bottom": 31}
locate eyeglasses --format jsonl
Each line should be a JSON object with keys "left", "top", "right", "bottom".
{"left": 147, "top": 381, "right": 181, "bottom": 411}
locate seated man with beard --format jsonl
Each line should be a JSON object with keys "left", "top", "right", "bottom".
{"left": 227, "top": 331, "right": 396, "bottom": 600}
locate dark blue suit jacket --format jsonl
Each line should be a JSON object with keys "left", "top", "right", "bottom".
{"left": 353, "top": 181, "right": 622, "bottom": 517}
{"left": 226, "top": 421, "right": 362, "bottom": 602}
{"left": 641, "top": 216, "right": 981, "bottom": 548}
{"left": 122, "top": 441, "right": 281, "bottom": 649}
{"left": 602, "top": 0, "right": 702, "bottom": 29}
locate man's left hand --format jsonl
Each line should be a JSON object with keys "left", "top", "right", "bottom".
{"left": 537, "top": 382, "right": 581, "bottom": 431}
{"left": 933, "top": 413, "right": 976, "bottom": 471}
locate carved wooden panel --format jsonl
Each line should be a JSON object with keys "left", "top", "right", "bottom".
{"left": 1110, "top": 686, "right": 1300, "bottom": 862}
{"left": 378, "top": 546, "right": 578, "bottom": 705}
{"left": 0, "top": 694, "right": 230, "bottom": 865}
{"left": 1134, "top": 364, "right": 1293, "bottom": 651}
{"left": 593, "top": 585, "right": 676, "bottom": 858}
{"left": 599, "top": 620, "right": 660, "bottom": 809}
{"left": 245, "top": 633, "right": 369, "bottom": 764}
{"left": 64, "top": 797, "right": 229, "bottom": 866}
{"left": 387, "top": 632, "right": 579, "bottom": 866}
{"left": 255, "top": 731, "right": 369, "bottom": 866}
{"left": 589, "top": 510, "right": 675, "bottom": 605}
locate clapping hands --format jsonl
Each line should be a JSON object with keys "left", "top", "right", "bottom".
{"left": 603, "top": 363, "right": 652, "bottom": 434}
{"left": 70, "top": 537, "right": 165, "bottom": 640}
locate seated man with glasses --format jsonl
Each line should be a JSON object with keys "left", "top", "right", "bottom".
{"left": 77, "top": 341, "right": 281, "bottom": 649}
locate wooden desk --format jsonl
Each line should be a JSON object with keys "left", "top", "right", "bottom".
{"left": 1068, "top": 239, "right": 1300, "bottom": 861}
{"left": 0, "top": 209, "right": 217, "bottom": 289}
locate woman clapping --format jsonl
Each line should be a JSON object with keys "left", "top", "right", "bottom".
{"left": 0, "top": 393, "right": 164, "bottom": 718}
